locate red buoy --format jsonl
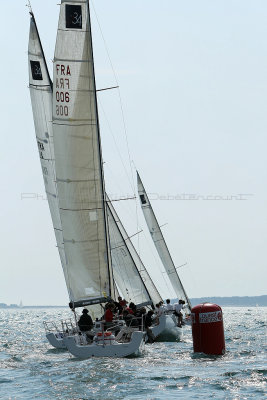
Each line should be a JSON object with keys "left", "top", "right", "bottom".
{"left": 191, "top": 303, "right": 225, "bottom": 355}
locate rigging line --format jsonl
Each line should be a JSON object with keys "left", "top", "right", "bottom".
{"left": 107, "top": 197, "right": 136, "bottom": 202}
{"left": 107, "top": 168, "right": 171, "bottom": 296}
{"left": 91, "top": 1, "right": 141, "bottom": 256}
{"left": 120, "top": 201, "right": 174, "bottom": 296}
{"left": 98, "top": 99, "right": 134, "bottom": 196}
{"left": 176, "top": 262, "right": 188, "bottom": 270}
{"left": 109, "top": 206, "right": 150, "bottom": 303}
{"left": 97, "top": 86, "right": 119, "bottom": 92}
{"left": 126, "top": 230, "right": 143, "bottom": 240}
{"left": 131, "top": 161, "right": 140, "bottom": 256}
{"left": 110, "top": 225, "right": 136, "bottom": 301}
{"left": 159, "top": 223, "right": 168, "bottom": 229}
{"left": 91, "top": 0, "right": 135, "bottom": 194}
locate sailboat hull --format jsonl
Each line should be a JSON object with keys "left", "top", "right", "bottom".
{"left": 151, "top": 314, "right": 182, "bottom": 342}
{"left": 64, "top": 331, "right": 144, "bottom": 358}
{"left": 46, "top": 333, "right": 66, "bottom": 349}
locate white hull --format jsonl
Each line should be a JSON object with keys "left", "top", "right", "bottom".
{"left": 46, "top": 332, "right": 66, "bottom": 349}
{"left": 151, "top": 314, "right": 182, "bottom": 342}
{"left": 64, "top": 331, "right": 144, "bottom": 359}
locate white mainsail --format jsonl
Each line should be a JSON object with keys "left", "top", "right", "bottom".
{"left": 137, "top": 172, "right": 192, "bottom": 311}
{"left": 28, "top": 13, "right": 70, "bottom": 295}
{"left": 28, "top": 5, "right": 162, "bottom": 315}
{"left": 107, "top": 198, "right": 162, "bottom": 307}
{"left": 52, "top": 1, "right": 114, "bottom": 307}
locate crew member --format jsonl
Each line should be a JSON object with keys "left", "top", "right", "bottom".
{"left": 78, "top": 309, "right": 93, "bottom": 331}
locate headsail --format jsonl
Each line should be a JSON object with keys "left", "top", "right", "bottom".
{"left": 137, "top": 172, "right": 192, "bottom": 311}
{"left": 28, "top": 13, "right": 69, "bottom": 295}
{"left": 52, "top": 1, "right": 114, "bottom": 308}
{"left": 107, "top": 197, "right": 162, "bottom": 307}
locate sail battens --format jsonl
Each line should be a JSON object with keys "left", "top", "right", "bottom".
{"left": 110, "top": 243, "right": 125, "bottom": 251}
{"left": 53, "top": 121, "right": 96, "bottom": 125}
{"left": 29, "top": 84, "right": 51, "bottom": 89}
{"left": 56, "top": 178, "right": 100, "bottom": 183}
{"left": 46, "top": 191, "right": 57, "bottom": 198}
{"left": 36, "top": 137, "right": 49, "bottom": 143}
{"left": 41, "top": 157, "right": 54, "bottom": 162}
{"left": 61, "top": 0, "right": 87, "bottom": 5}
{"left": 60, "top": 207, "right": 103, "bottom": 211}
{"left": 63, "top": 239, "right": 100, "bottom": 244}
{"left": 54, "top": 57, "right": 91, "bottom": 62}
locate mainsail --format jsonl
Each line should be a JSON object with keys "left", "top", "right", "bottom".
{"left": 107, "top": 198, "right": 162, "bottom": 307}
{"left": 137, "top": 172, "right": 192, "bottom": 311}
{"left": 52, "top": 1, "right": 114, "bottom": 307}
{"left": 28, "top": 4, "right": 163, "bottom": 315}
{"left": 28, "top": 13, "right": 69, "bottom": 295}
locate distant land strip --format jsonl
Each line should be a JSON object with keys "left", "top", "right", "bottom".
{"left": 189, "top": 295, "right": 267, "bottom": 307}
{"left": 0, "top": 295, "right": 266, "bottom": 308}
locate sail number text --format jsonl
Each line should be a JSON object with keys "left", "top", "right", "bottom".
{"left": 55, "top": 64, "right": 71, "bottom": 116}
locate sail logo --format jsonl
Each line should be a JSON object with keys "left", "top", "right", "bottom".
{"left": 30, "top": 61, "right": 43, "bottom": 81}
{"left": 66, "top": 5, "right": 82, "bottom": 29}
{"left": 199, "top": 311, "right": 222, "bottom": 324}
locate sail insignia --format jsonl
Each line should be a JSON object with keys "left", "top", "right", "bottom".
{"left": 30, "top": 61, "right": 43, "bottom": 80}
{"left": 65, "top": 4, "right": 82, "bottom": 29}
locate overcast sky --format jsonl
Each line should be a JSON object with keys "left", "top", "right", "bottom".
{"left": 0, "top": 0, "right": 266, "bottom": 305}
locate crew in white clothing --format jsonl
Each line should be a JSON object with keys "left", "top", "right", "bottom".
{"left": 173, "top": 302, "right": 183, "bottom": 313}
{"left": 155, "top": 303, "right": 164, "bottom": 317}
{"left": 173, "top": 300, "right": 184, "bottom": 327}
{"left": 164, "top": 299, "right": 173, "bottom": 312}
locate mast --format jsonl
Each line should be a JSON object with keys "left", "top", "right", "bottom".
{"left": 86, "top": 0, "right": 114, "bottom": 302}
{"left": 52, "top": 0, "right": 114, "bottom": 308}
{"left": 137, "top": 172, "right": 192, "bottom": 311}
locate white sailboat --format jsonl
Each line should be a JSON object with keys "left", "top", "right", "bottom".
{"left": 28, "top": 1, "right": 144, "bottom": 357}
{"left": 52, "top": 0, "right": 146, "bottom": 357}
{"left": 107, "top": 199, "right": 180, "bottom": 341}
{"left": 28, "top": 12, "right": 72, "bottom": 349}
{"left": 137, "top": 172, "right": 192, "bottom": 317}
{"left": 28, "top": 0, "right": 183, "bottom": 354}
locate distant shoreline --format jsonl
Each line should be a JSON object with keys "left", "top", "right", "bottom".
{"left": 190, "top": 295, "right": 267, "bottom": 307}
{"left": 1, "top": 295, "right": 266, "bottom": 308}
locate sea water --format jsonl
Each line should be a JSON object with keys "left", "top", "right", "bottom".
{"left": 0, "top": 307, "right": 266, "bottom": 399}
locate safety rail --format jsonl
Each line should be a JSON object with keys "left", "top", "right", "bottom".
{"left": 61, "top": 318, "right": 77, "bottom": 336}
{"left": 43, "top": 321, "right": 62, "bottom": 334}
{"left": 75, "top": 316, "right": 144, "bottom": 345}
{"left": 115, "top": 316, "right": 144, "bottom": 343}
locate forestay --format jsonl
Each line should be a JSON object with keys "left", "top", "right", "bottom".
{"left": 52, "top": 1, "right": 114, "bottom": 307}
{"left": 28, "top": 14, "right": 69, "bottom": 294}
{"left": 137, "top": 172, "right": 192, "bottom": 311}
{"left": 107, "top": 197, "right": 162, "bottom": 307}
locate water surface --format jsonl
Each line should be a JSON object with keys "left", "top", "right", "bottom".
{"left": 0, "top": 307, "right": 266, "bottom": 399}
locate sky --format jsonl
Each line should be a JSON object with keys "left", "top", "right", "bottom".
{"left": 0, "top": 0, "right": 266, "bottom": 305}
